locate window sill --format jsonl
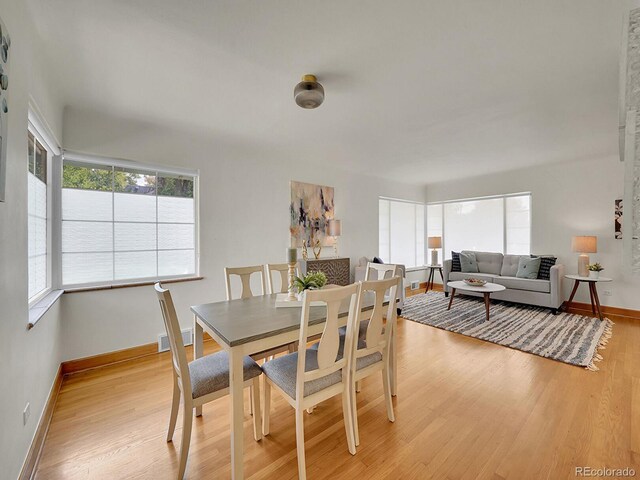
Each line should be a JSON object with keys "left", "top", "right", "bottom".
{"left": 405, "top": 266, "right": 429, "bottom": 272}
{"left": 28, "top": 289, "right": 64, "bottom": 330}
{"left": 63, "top": 276, "right": 204, "bottom": 294}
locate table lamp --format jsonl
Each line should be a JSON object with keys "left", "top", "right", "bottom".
{"left": 571, "top": 236, "right": 597, "bottom": 277}
{"left": 428, "top": 236, "right": 442, "bottom": 265}
{"left": 328, "top": 219, "right": 341, "bottom": 258}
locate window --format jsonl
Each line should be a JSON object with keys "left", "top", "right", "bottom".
{"left": 61, "top": 157, "right": 198, "bottom": 287}
{"left": 378, "top": 198, "right": 425, "bottom": 268}
{"left": 27, "top": 131, "right": 50, "bottom": 301}
{"left": 430, "top": 193, "right": 531, "bottom": 259}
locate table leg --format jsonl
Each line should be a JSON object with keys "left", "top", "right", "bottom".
{"left": 566, "top": 280, "right": 580, "bottom": 307}
{"left": 194, "top": 315, "right": 204, "bottom": 417}
{"left": 229, "top": 347, "right": 245, "bottom": 480}
{"left": 591, "top": 283, "right": 604, "bottom": 321}
{"left": 483, "top": 293, "right": 491, "bottom": 322}
{"left": 447, "top": 288, "right": 456, "bottom": 310}
{"left": 425, "top": 269, "right": 433, "bottom": 293}
{"left": 588, "top": 282, "right": 596, "bottom": 314}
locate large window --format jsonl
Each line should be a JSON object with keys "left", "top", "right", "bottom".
{"left": 378, "top": 198, "right": 425, "bottom": 268}
{"left": 27, "top": 130, "right": 50, "bottom": 301}
{"left": 430, "top": 193, "right": 531, "bottom": 259}
{"left": 61, "top": 157, "right": 198, "bottom": 287}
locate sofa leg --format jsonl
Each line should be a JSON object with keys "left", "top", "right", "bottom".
{"left": 444, "top": 292, "right": 449, "bottom": 298}
{"left": 551, "top": 308, "right": 559, "bottom": 315}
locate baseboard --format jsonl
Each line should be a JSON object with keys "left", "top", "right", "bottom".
{"left": 61, "top": 333, "right": 216, "bottom": 375}
{"left": 563, "top": 301, "right": 640, "bottom": 321}
{"left": 406, "top": 282, "right": 443, "bottom": 296}
{"left": 18, "top": 365, "right": 63, "bottom": 480}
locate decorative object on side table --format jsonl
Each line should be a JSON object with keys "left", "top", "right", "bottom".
{"left": 428, "top": 236, "right": 442, "bottom": 265}
{"left": 312, "top": 239, "right": 322, "bottom": 259}
{"left": 588, "top": 263, "right": 604, "bottom": 279}
{"left": 328, "top": 219, "right": 341, "bottom": 258}
{"left": 571, "top": 235, "right": 597, "bottom": 277}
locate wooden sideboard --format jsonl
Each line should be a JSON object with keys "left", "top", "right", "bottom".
{"left": 299, "top": 257, "right": 350, "bottom": 286}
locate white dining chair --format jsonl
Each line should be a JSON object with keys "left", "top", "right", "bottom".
{"left": 224, "top": 265, "right": 266, "bottom": 300}
{"left": 261, "top": 283, "right": 361, "bottom": 480}
{"left": 348, "top": 276, "right": 400, "bottom": 447}
{"left": 266, "top": 262, "right": 298, "bottom": 294}
{"left": 155, "top": 283, "right": 263, "bottom": 480}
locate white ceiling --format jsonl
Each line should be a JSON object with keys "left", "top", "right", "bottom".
{"left": 27, "top": 0, "right": 622, "bottom": 184}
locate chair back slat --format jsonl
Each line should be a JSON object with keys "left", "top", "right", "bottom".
{"left": 225, "top": 265, "right": 266, "bottom": 300}
{"left": 365, "top": 262, "right": 399, "bottom": 281}
{"left": 358, "top": 276, "right": 400, "bottom": 358}
{"left": 155, "top": 283, "right": 191, "bottom": 392}
{"left": 296, "top": 283, "right": 361, "bottom": 391}
{"left": 266, "top": 263, "right": 297, "bottom": 294}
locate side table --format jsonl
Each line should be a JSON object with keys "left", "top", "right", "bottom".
{"left": 425, "top": 265, "right": 444, "bottom": 293}
{"left": 564, "top": 274, "right": 612, "bottom": 321}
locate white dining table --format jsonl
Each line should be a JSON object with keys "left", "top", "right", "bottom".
{"left": 191, "top": 293, "right": 396, "bottom": 479}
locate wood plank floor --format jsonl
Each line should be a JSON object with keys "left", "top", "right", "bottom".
{"left": 35, "top": 309, "right": 640, "bottom": 479}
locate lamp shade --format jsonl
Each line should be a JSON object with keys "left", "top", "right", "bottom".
{"left": 571, "top": 236, "right": 597, "bottom": 253}
{"left": 328, "top": 219, "right": 341, "bottom": 236}
{"left": 428, "top": 236, "right": 442, "bottom": 249}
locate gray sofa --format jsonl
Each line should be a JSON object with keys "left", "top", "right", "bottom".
{"left": 443, "top": 251, "right": 564, "bottom": 312}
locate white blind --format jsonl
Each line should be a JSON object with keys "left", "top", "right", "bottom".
{"left": 61, "top": 159, "right": 197, "bottom": 286}
{"left": 28, "top": 132, "right": 48, "bottom": 300}
{"left": 505, "top": 195, "right": 531, "bottom": 255}
{"left": 379, "top": 198, "right": 425, "bottom": 268}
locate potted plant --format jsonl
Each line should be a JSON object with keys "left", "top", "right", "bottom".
{"left": 587, "top": 263, "right": 604, "bottom": 279}
{"left": 293, "top": 271, "right": 327, "bottom": 299}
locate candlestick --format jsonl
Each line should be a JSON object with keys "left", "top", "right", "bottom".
{"left": 287, "top": 247, "right": 297, "bottom": 264}
{"left": 287, "top": 262, "right": 297, "bottom": 301}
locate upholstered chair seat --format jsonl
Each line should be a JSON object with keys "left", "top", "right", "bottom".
{"left": 189, "top": 352, "right": 262, "bottom": 399}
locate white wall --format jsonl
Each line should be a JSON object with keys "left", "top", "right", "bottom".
{"left": 426, "top": 155, "right": 640, "bottom": 310}
{"left": 0, "top": 1, "right": 65, "bottom": 479}
{"left": 60, "top": 107, "right": 427, "bottom": 361}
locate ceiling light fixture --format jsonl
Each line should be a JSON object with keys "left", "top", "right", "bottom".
{"left": 294, "top": 74, "right": 324, "bottom": 109}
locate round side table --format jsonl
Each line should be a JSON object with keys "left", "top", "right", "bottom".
{"left": 564, "top": 274, "right": 612, "bottom": 321}
{"left": 425, "top": 265, "right": 444, "bottom": 293}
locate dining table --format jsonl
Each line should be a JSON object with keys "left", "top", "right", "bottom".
{"left": 191, "top": 292, "right": 397, "bottom": 480}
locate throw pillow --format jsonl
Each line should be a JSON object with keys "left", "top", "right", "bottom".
{"left": 373, "top": 256, "right": 384, "bottom": 264}
{"left": 517, "top": 256, "right": 541, "bottom": 279}
{"left": 460, "top": 251, "right": 479, "bottom": 273}
{"left": 531, "top": 255, "right": 557, "bottom": 280}
{"left": 451, "top": 251, "right": 462, "bottom": 272}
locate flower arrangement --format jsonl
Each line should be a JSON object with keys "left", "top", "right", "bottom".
{"left": 587, "top": 263, "right": 604, "bottom": 272}
{"left": 293, "top": 271, "right": 327, "bottom": 292}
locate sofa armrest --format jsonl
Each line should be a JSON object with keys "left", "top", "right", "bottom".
{"left": 354, "top": 266, "right": 367, "bottom": 282}
{"left": 549, "top": 263, "right": 565, "bottom": 309}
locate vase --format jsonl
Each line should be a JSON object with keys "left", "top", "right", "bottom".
{"left": 588, "top": 271, "right": 600, "bottom": 279}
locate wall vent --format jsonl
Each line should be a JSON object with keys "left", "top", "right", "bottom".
{"left": 158, "top": 328, "right": 193, "bottom": 353}
{"left": 411, "top": 281, "right": 420, "bottom": 290}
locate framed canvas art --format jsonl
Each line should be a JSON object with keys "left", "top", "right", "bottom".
{"left": 290, "top": 181, "right": 335, "bottom": 247}
{"left": 615, "top": 199, "right": 623, "bottom": 239}
{"left": 0, "top": 17, "right": 10, "bottom": 202}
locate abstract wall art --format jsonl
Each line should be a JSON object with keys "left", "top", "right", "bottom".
{"left": 290, "top": 181, "right": 334, "bottom": 248}
{"left": 615, "top": 199, "right": 623, "bottom": 239}
{"left": 0, "top": 16, "right": 10, "bottom": 202}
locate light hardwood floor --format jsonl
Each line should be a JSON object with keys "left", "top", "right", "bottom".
{"left": 35, "top": 307, "right": 640, "bottom": 479}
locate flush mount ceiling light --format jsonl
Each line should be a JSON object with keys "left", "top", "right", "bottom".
{"left": 294, "top": 74, "right": 324, "bottom": 109}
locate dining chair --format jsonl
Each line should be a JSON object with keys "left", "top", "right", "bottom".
{"left": 154, "top": 283, "right": 263, "bottom": 480}
{"left": 224, "top": 265, "right": 266, "bottom": 300}
{"left": 364, "top": 262, "right": 400, "bottom": 281}
{"left": 266, "top": 262, "right": 298, "bottom": 294}
{"left": 261, "top": 283, "right": 361, "bottom": 480}
{"left": 348, "top": 275, "right": 400, "bottom": 447}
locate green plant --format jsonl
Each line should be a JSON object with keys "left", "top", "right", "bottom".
{"left": 293, "top": 271, "right": 327, "bottom": 292}
{"left": 587, "top": 263, "right": 604, "bottom": 272}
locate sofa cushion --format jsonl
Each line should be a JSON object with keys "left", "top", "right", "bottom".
{"left": 466, "top": 251, "right": 504, "bottom": 275}
{"left": 460, "top": 251, "right": 479, "bottom": 273}
{"left": 531, "top": 255, "right": 557, "bottom": 280}
{"left": 493, "top": 276, "right": 551, "bottom": 293}
{"left": 451, "top": 251, "right": 461, "bottom": 272}
{"left": 448, "top": 272, "right": 496, "bottom": 283}
{"left": 501, "top": 254, "right": 524, "bottom": 277}
{"left": 516, "top": 256, "right": 541, "bottom": 279}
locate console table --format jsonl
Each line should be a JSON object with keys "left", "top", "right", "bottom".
{"left": 299, "top": 257, "right": 350, "bottom": 286}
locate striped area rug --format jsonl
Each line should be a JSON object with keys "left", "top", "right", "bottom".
{"left": 402, "top": 292, "right": 613, "bottom": 370}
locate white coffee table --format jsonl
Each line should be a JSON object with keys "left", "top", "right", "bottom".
{"left": 447, "top": 280, "right": 506, "bottom": 322}
{"left": 564, "top": 274, "right": 612, "bottom": 321}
